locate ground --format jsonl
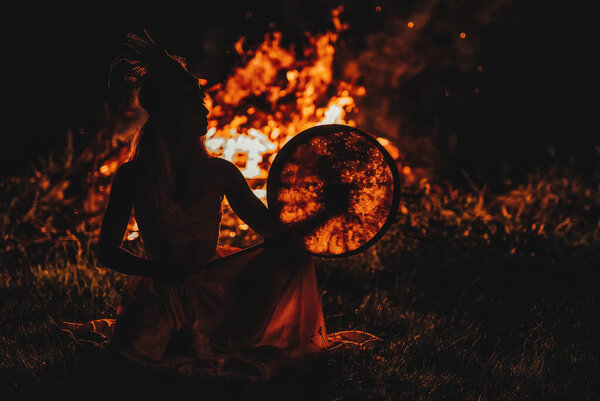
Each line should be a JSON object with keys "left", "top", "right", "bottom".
{"left": 1, "top": 167, "right": 599, "bottom": 400}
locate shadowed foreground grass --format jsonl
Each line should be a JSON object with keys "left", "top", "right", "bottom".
{"left": 1, "top": 168, "right": 599, "bottom": 400}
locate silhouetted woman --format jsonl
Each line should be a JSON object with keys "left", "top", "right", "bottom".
{"left": 89, "top": 33, "right": 329, "bottom": 379}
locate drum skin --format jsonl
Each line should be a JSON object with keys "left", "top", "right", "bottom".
{"left": 267, "top": 124, "right": 400, "bottom": 258}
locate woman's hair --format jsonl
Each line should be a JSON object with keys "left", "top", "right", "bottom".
{"left": 112, "top": 32, "right": 209, "bottom": 210}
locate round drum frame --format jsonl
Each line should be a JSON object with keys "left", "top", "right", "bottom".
{"left": 266, "top": 124, "right": 401, "bottom": 258}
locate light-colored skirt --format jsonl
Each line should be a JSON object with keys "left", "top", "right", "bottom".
{"left": 64, "top": 246, "right": 380, "bottom": 380}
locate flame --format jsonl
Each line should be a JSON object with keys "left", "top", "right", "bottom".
{"left": 206, "top": 127, "right": 277, "bottom": 179}
{"left": 202, "top": 6, "right": 371, "bottom": 195}
{"left": 84, "top": 7, "right": 402, "bottom": 242}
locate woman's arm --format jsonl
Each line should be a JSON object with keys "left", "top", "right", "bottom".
{"left": 98, "top": 162, "right": 165, "bottom": 278}
{"left": 218, "top": 159, "right": 282, "bottom": 238}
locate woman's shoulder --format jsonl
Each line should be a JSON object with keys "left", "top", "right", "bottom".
{"left": 205, "top": 156, "right": 232, "bottom": 167}
{"left": 201, "top": 157, "right": 245, "bottom": 195}
{"left": 205, "top": 157, "right": 238, "bottom": 177}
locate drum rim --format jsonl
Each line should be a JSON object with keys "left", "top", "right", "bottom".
{"left": 266, "top": 124, "right": 401, "bottom": 258}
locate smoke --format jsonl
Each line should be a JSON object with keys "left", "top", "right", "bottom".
{"left": 337, "top": 0, "right": 513, "bottom": 171}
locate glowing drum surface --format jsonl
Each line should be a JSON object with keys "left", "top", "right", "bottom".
{"left": 267, "top": 124, "right": 401, "bottom": 257}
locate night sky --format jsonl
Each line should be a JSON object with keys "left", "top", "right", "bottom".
{"left": 3, "top": 0, "right": 597, "bottom": 181}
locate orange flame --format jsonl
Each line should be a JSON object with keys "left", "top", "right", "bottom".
{"left": 202, "top": 6, "right": 368, "bottom": 193}
{"left": 92, "top": 7, "right": 402, "bottom": 242}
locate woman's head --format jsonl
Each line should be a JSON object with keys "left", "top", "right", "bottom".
{"left": 173, "top": 81, "right": 210, "bottom": 139}
{"left": 134, "top": 51, "right": 209, "bottom": 139}
{"left": 113, "top": 32, "right": 209, "bottom": 138}
{"left": 114, "top": 32, "right": 210, "bottom": 207}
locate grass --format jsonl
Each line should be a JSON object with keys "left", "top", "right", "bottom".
{"left": 1, "top": 166, "right": 599, "bottom": 400}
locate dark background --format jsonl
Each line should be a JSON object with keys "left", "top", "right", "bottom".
{"left": 3, "top": 0, "right": 597, "bottom": 185}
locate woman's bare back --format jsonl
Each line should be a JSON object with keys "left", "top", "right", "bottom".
{"left": 133, "top": 157, "right": 225, "bottom": 266}
{"left": 99, "top": 156, "right": 279, "bottom": 278}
